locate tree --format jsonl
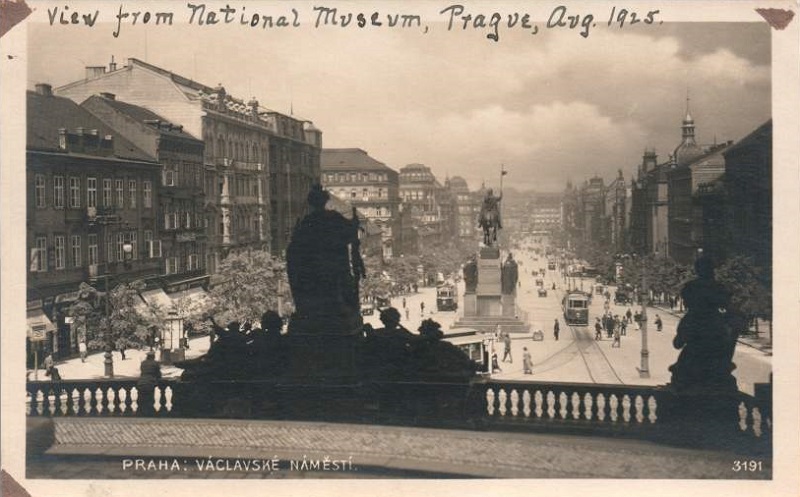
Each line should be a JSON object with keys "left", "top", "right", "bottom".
{"left": 69, "top": 280, "right": 166, "bottom": 352}
{"left": 208, "top": 249, "right": 289, "bottom": 324}
{"left": 361, "top": 255, "right": 393, "bottom": 300}
{"left": 715, "top": 256, "right": 771, "bottom": 334}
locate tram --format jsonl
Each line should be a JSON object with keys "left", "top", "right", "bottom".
{"left": 562, "top": 290, "right": 590, "bottom": 325}
{"left": 436, "top": 283, "right": 458, "bottom": 311}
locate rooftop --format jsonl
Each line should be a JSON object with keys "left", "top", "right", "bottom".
{"left": 321, "top": 148, "right": 396, "bottom": 173}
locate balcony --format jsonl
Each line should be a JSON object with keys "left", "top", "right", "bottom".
{"left": 26, "top": 377, "right": 770, "bottom": 458}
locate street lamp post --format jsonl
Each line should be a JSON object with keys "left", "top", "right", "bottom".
{"left": 637, "top": 256, "right": 650, "bottom": 378}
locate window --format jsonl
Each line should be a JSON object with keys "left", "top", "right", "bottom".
{"left": 31, "top": 237, "right": 47, "bottom": 272}
{"left": 143, "top": 230, "right": 153, "bottom": 257}
{"left": 71, "top": 235, "right": 82, "bottom": 268}
{"left": 69, "top": 177, "right": 81, "bottom": 208}
{"left": 116, "top": 233, "right": 126, "bottom": 261}
{"left": 103, "top": 179, "right": 112, "bottom": 207}
{"left": 165, "top": 210, "right": 178, "bottom": 230}
{"left": 54, "top": 235, "right": 65, "bottom": 270}
{"left": 164, "top": 168, "right": 176, "bottom": 187}
{"left": 53, "top": 176, "right": 64, "bottom": 209}
{"left": 34, "top": 175, "right": 46, "bottom": 208}
{"left": 378, "top": 188, "right": 384, "bottom": 199}
{"left": 106, "top": 234, "right": 114, "bottom": 263}
{"left": 115, "top": 179, "right": 124, "bottom": 208}
{"left": 351, "top": 189, "right": 356, "bottom": 199}
{"left": 129, "top": 231, "right": 138, "bottom": 260}
{"left": 143, "top": 181, "right": 152, "bottom": 208}
{"left": 88, "top": 234, "right": 98, "bottom": 266}
{"left": 86, "top": 177, "right": 97, "bottom": 208}
{"left": 165, "top": 257, "right": 178, "bottom": 275}
{"left": 128, "top": 180, "right": 137, "bottom": 208}
{"left": 362, "top": 188, "right": 368, "bottom": 200}
{"left": 187, "top": 254, "right": 199, "bottom": 271}
{"left": 148, "top": 239, "right": 162, "bottom": 258}
{"left": 185, "top": 212, "right": 192, "bottom": 229}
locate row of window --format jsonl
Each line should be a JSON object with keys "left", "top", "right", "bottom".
{"left": 401, "top": 190, "right": 431, "bottom": 201}
{"left": 324, "top": 172, "right": 389, "bottom": 184}
{"left": 34, "top": 175, "right": 152, "bottom": 210}
{"left": 29, "top": 231, "right": 161, "bottom": 272}
{"left": 328, "top": 187, "right": 387, "bottom": 201}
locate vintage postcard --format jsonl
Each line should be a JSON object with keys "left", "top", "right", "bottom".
{"left": 2, "top": 0, "right": 798, "bottom": 496}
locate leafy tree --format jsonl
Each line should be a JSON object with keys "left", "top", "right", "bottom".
{"left": 361, "top": 255, "right": 393, "bottom": 300}
{"left": 208, "top": 249, "right": 289, "bottom": 324}
{"left": 715, "top": 256, "right": 771, "bottom": 333}
{"left": 67, "top": 280, "right": 164, "bottom": 352}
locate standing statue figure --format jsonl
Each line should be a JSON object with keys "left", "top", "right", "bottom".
{"left": 501, "top": 253, "right": 519, "bottom": 295}
{"left": 463, "top": 256, "right": 478, "bottom": 293}
{"left": 668, "top": 255, "right": 738, "bottom": 394}
{"left": 478, "top": 188, "right": 503, "bottom": 246}
{"left": 286, "top": 185, "right": 364, "bottom": 333}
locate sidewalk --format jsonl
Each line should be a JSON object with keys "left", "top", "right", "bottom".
{"left": 28, "top": 417, "right": 770, "bottom": 479}
{"left": 651, "top": 304, "right": 773, "bottom": 356}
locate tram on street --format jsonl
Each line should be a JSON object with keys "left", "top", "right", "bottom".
{"left": 562, "top": 290, "right": 590, "bottom": 325}
{"left": 436, "top": 283, "right": 458, "bottom": 311}
{"left": 444, "top": 331, "right": 488, "bottom": 373}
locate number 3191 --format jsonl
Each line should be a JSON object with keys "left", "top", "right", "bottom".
{"left": 732, "top": 460, "right": 763, "bottom": 472}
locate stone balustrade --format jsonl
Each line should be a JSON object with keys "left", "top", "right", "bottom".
{"left": 25, "top": 378, "right": 770, "bottom": 451}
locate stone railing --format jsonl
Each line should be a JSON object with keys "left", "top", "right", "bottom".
{"left": 26, "top": 378, "right": 770, "bottom": 452}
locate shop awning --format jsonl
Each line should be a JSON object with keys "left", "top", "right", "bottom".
{"left": 139, "top": 288, "right": 176, "bottom": 313}
{"left": 27, "top": 308, "right": 55, "bottom": 341}
{"left": 170, "top": 287, "right": 211, "bottom": 317}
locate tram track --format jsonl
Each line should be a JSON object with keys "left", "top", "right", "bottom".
{"left": 567, "top": 323, "right": 625, "bottom": 385}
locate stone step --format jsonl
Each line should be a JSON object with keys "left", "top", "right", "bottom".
{"left": 451, "top": 322, "right": 530, "bottom": 333}
{"left": 454, "top": 316, "right": 527, "bottom": 322}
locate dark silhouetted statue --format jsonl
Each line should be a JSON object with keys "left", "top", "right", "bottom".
{"left": 478, "top": 188, "right": 502, "bottom": 246}
{"left": 286, "top": 184, "right": 364, "bottom": 334}
{"left": 501, "top": 253, "right": 518, "bottom": 295}
{"left": 463, "top": 256, "right": 478, "bottom": 293}
{"left": 668, "top": 255, "right": 738, "bottom": 394}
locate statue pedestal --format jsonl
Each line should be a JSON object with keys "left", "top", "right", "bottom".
{"left": 463, "top": 293, "right": 477, "bottom": 317}
{"left": 286, "top": 313, "right": 362, "bottom": 384}
{"left": 476, "top": 251, "right": 501, "bottom": 296}
{"left": 501, "top": 293, "right": 516, "bottom": 317}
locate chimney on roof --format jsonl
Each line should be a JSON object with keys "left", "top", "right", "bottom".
{"left": 34, "top": 83, "right": 52, "bottom": 96}
{"left": 100, "top": 92, "right": 116, "bottom": 100}
{"left": 85, "top": 66, "right": 106, "bottom": 80}
{"left": 109, "top": 55, "right": 117, "bottom": 72}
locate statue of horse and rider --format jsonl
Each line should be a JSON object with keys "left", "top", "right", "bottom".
{"left": 478, "top": 188, "right": 503, "bottom": 246}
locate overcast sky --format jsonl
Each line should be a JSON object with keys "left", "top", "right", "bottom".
{"left": 28, "top": 19, "right": 771, "bottom": 192}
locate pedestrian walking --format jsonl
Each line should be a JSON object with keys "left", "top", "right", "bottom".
{"left": 491, "top": 353, "right": 502, "bottom": 373}
{"left": 620, "top": 319, "right": 627, "bottom": 336}
{"left": 402, "top": 297, "right": 406, "bottom": 309}
{"left": 43, "top": 352, "right": 54, "bottom": 375}
{"left": 420, "top": 301, "right": 425, "bottom": 314}
{"left": 655, "top": 314, "right": 663, "bottom": 332}
{"left": 594, "top": 319, "right": 603, "bottom": 340}
{"left": 626, "top": 308, "right": 633, "bottom": 324}
{"left": 79, "top": 340, "right": 87, "bottom": 363}
{"left": 137, "top": 350, "right": 161, "bottom": 416}
{"left": 612, "top": 327, "right": 621, "bottom": 348}
{"left": 405, "top": 307, "right": 410, "bottom": 321}
{"left": 502, "top": 331, "right": 513, "bottom": 363}
{"left": 553, "top": 318, "right": 560, "bottom": 341}
{"left": 522, "top": 347, "right": 533, "bottom": 374}
{"left": 118, "top": 342, "right": 127, "bottom": 361}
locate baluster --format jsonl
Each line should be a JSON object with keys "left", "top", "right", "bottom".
{"left": 26, "top": 386, "right": 37, "bottom": 417}
{"left": 67, "top": 388, "right": 78, "bottom": 416}
{"left": 583, "top": 392, "right": 593, "bottom": 421}
{"left": 162, "top": 386, "right": 173, "bottom": 415}
{"left": 752, "top": 407, "right": 762, "bottom": 437}
{"left": 559, "top": 392, "right": 569, "bottom": 420}
{"left": 608, "top": 394, "right": 619, "bottom": 422}
{"left": 41, "top": 387, "right": 53, "bottom": 416}
{"left": 122, "top": 386, "right": 133, "bottom": 416}
{"left": 50, "top": 386, "right": 62, "bottom": 416}
{"left": 534, "top": 390, "right": 543, "bottom": 418}
{"left": 522, "top": 390, "right": 531, "bottom": 418}
{"left": 634, "top": 395, "right": 644, "bottom": 424}
{"left": 498, "top": 389, "right": 507, "bottom": 416}
{"left": 571, "top": 392, "right": 581, "bottom": 420}
{"left": 737, "top": 401, "right": 748, "bottom": 432}
{"left": 647, "top": 395, "right": 658, "bottom": 424}
{"left": 510, "top": 389, "right": 519, "bottom": 417}
{"left": 131, "top": 387, "right": 140, "bottom": 415}
{"left": 596, "top": 393, "right": 606, "bottom": 422}
{"left": 102, "top": 387, "right": 113, "bottom": 415}
{"left": 546, "top": 391, "right": 556, "bottom": 419}
{"left": 485, "top": 388, "right": 495, "bottom": 416}
{"left": 621, "top": 395, "right": 632, "bottom": 423}
{"left": 89, "top": 387, "right": 100, "bottom": 416}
